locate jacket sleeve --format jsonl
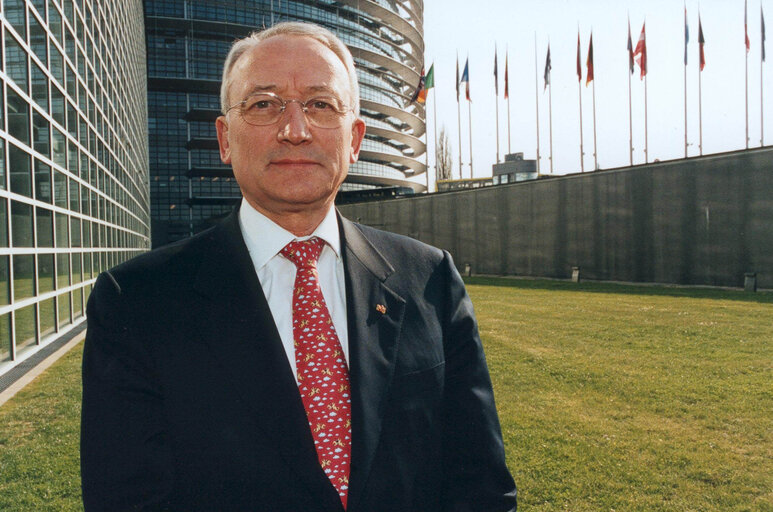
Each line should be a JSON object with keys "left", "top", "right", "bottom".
{"left": 80, "top": 272, "right": 173, "bottom": 511}
{"left": 438, "top": 251, "right": 517, "bottom": 511}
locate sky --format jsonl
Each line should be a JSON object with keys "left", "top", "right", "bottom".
{"left": 417, "top": 0, "right": 771, "bottom": 189}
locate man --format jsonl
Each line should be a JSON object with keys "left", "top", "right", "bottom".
{"left": 81, "top": 22, "right": 516, "bottom": 511}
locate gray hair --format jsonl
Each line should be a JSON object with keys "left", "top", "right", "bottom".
{"left": 220, "top": 22, "right": 360, "bottom": 115}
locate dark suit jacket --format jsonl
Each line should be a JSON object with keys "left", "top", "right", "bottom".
{"left": 81, "top": 209, "right": 516, "bottom": 511}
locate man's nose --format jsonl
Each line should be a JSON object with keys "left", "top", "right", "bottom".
{"left": 277, "top": 103, "right": 312, "bottom": 144}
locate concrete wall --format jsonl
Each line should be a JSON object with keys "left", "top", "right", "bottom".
{"left": 340, "top": 148, "right": 773, "bottom": 289}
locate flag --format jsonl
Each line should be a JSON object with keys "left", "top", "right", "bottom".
{"left": 684, "top": 6, "right": 690, "bottom": 65}
{"left": 627, "top": 19, "right": 635, "bottom": 74}
{"left": 409, "top": 66, "right": 425, "bottom": 103}
{"left": 544, "top": 44, "right": 551, "bottom": 90}
{"left": 417, "top": 63, "right": 434, "bottom": 103}
{"left": 763, "top": 6, "right": 767, "bottom": 62}
{"left": 699, "top": 16, "right": 706, "bottom": 71}
{"left": 424, "top": 64, "right": 435, "bottom": 90}
{"left": 504, "top": 50, "right": 509, "bottom": 99}
{"left": 455, "top": 55, "right": 460, "bottom": 101}
{"left": 461, "top": 58, "right": 470, "bottom": 101}
{"left": 586, "top": 33, "right": 594, "bottom": 86}
{"left": 494, "top": 46, "right": 498, "bottom": 95}
{"left": 745, "top": 0, "right": 751, "bottom": 52}
{"left": 576, "top": 32, "right": 582, "bottom": 82}
{"left": 633, "top": 23, "right": 647, "bottom": 79}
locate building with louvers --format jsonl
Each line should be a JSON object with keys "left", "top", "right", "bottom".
{"left": 0, "top": 0, "right": 150, "bottom": 377}
{"left": 145, "top": 0, "right": 427, "bottom": 247}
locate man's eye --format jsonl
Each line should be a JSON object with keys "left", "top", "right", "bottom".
{"left": 251, "top": 100, "right": 272, "bottom": 110}
{"left": 309, "top": 100, "right": 334, "bottom": 110}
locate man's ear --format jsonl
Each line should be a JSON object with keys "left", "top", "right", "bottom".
{"left": 215, "top": 116, "right": 232, "bottom": 164}
{"left": 349, "top": 117, "right": 366, "bottom": 163}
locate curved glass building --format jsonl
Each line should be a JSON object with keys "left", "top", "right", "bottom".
{"left": 145, "top": 0, "right": 426, "bottom": 247}
{"left": 0, "top": 0, "right": 150, "bottom": 376}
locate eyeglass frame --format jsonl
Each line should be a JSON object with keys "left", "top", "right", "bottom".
{"left": 225, "top": 91, "right": 354, "bottom": 128}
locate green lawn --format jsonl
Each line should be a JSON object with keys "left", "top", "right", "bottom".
{"left": 0, "top": 278, "right": 771, "bottom": 511}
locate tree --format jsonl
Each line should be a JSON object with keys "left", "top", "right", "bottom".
{"left": 435, "top": 126, "right": 453, "bottom": 183}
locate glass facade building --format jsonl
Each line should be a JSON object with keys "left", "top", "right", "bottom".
{"left": 145, "top": 0, "right": 426, "bottom": 247}
{"left": 0, "top": 0, "right": 150, "bottom": 377}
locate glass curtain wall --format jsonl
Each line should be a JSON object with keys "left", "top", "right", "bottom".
{"left": 146, "top": 0, "right": 425, "bottom": 247}
{"left": 0, "top": 0, "right": 150, "bottom": 374}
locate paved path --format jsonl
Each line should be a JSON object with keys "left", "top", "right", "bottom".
{"left": 0, "top": 323, "right": 86, "bottom": 407}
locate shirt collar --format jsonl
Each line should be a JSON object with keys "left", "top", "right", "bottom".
{"left": 238, "top": 198, "right": 341, "bottom": 271}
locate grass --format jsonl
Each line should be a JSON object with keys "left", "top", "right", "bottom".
{"left": 467, "top": 277, "right": 773, "bottom": 511}
{"left": 0, "top": 278, "right": 771, "bottom": 511}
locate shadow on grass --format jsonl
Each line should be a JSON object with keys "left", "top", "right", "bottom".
{"left": 463, "top": 276, "right": 773, "bottom": 304}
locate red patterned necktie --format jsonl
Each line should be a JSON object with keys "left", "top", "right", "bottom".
{"left": 281, "top": 237, "right": 351, "bottom": 508}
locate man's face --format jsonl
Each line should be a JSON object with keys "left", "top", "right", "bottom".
{"left": 216, "top": 35, "right": 366, "bottom": 218}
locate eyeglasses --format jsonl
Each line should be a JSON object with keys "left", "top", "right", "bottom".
{"left": 226, "top": 92, "right": 352, "bottom": 129}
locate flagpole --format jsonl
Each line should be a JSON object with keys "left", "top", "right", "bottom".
{"left": 684, "top": 3, "right": 689, "bottom": 158}
{"left": 468, "top": 99, "right": 474, "bottom": 178}
{"left": 592, "top": 78, "right": 598, "bottom": 170}
{"left": 456, "top": 53, "right": 463, "bottom": 180}
{"left": 494, "top": 44, "right": 500, "bottom": 163}
{"left": 746, "top": 0, "right": 750, "bottom": 149}
{"left": 699, "top": 45, "right": 703, "bottom": 155}
{"left": 506, "top": 47, "right": 511, "bottom": 154}
{"left": 433, "top": 87, "right": 439, "bottom": 175}
{"left": 578, "top": 78, "right": 584, "bottom": 172}
{"left": 549, "top": 66, "right": 554, "bottom": 174}
{"left": 644, "top": 73, "right": 648, "bottom": 163}
{"left": 627, "top": 16, "right": 634, "bottom": 166}
{"left": 534, "top": 34, "right": 541, "bottom": 175}
{"left": 578, "top": 31, "right": 585, "bottom": 172}
{"left": 628, "top": 68, "right": 633, "bottom": 165}
{"left": 746, "top": 39, "right": 750, "bottom": 149}
{"left": 424, "top": 114, "right": 430, "bottom": 192}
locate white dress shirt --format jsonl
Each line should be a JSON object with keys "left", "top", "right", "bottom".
{"left": 238, "top": 198, "right": 349, "bottom": 382}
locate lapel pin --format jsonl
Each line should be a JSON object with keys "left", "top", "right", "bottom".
{"left": 375, "top": 304, "right": 387, "bottom": 315}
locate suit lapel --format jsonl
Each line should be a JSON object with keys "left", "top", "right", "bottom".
{"left": 191, "top": 211, "right": 343, "bottom": 511}
{"left": 338, "top": 215, "right": 406, "bottom": 511}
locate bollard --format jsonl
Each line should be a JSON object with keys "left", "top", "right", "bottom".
{"left": 571, "top": 267, "right": 581, "bottom": 283}
{"left": 744, "top": 272, "right": 757, "bottom": 293}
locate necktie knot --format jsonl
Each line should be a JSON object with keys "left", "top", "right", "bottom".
{"left": 281, "top": 237, "right": 325, "bottom": 269}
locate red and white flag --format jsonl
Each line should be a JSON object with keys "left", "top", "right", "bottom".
{"left": 633, "top": 23, "right": 647, "bottom": 79}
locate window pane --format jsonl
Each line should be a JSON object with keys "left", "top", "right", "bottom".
{"left": 15, "top": 304, "right": 38, "bottom": 354}
{"left": 73, "top": 286, "right": 83, "bottom": 318}
{"left": 5, "top": 0, "right": 28, "bottom": 39}
{"left": 0, "top": 256, "right": 9, "bottom": 305}
{"left": 39, "top": 297, "right": 55, "bottom": 338}
{"left": 32, "top": 110, "right": 50, "bottom": 156}
{"left": 7, "top": 88, "right": 30, "bottom": 144}
{"left": 70, "top": 216, "right": 81, "bottom": 247}
{"left": 55, "top": 212, "right": 68, "bottom": 247}
{"left": 0, "top": 314, "right": 10, "bottom": 362}
{"left": 36, "top": 207, "right": 53, "bottom": 247}
{"left": 31, "top": 62, "right": 49, "bottom": 111}
{"left": 56, "top": 252, "right": 70, "bottom": 289}
{"left": 0, "top": 200, "right": 7, "bottom": 247}
{"left": 12, "top": 254, "right": 35, "bottom": 300}
{"left": 34, "top": 160, "right": 52, "bottom": 202}
{"left": 58, "top": 292, "right": 71, "bottom": 327}
{"left": 54, "top": 169, "right": 67, "bottom": 207}
{"left": 5, "top": 32, "right": 29, "bottom": 92}
{"left": 38, "top": 253, "right": 54, "bottom": 293}
{"left": 29, "top": 12, "right": 48, "bottom": 65}
{"left": 52, "top": 127, "right": 66, "bottom": 167}
{"left": 9, "top": 144, "right": 32, "bottom": 197}
{"left": 51, "top": 85, "right": 65, "bottom": 126}
{"left": 11, "top": 200, "right": 33, "bottom": 247}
